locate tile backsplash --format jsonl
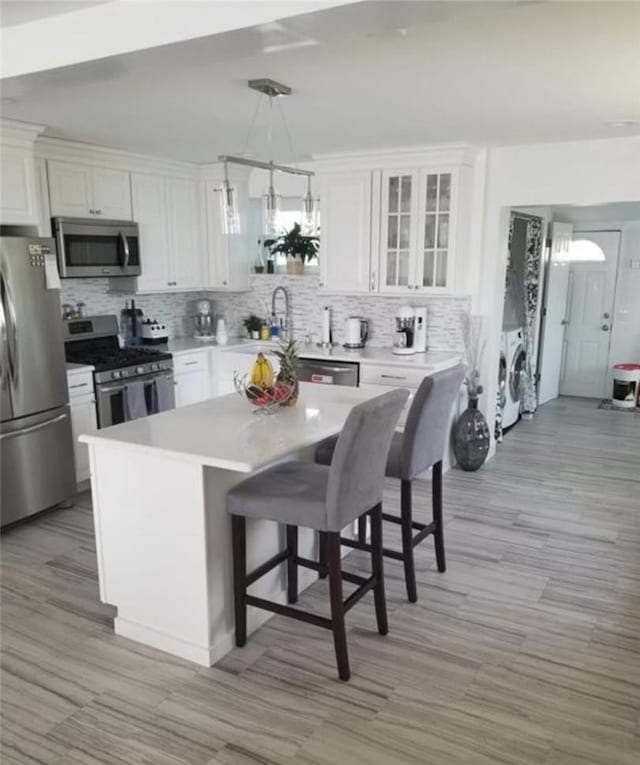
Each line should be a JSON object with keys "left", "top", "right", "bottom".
{"left": 60, "top": 275, "right": 469, "bottom": 351}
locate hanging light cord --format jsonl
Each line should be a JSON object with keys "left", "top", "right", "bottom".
{"left": 277, "top": 96, "right": 299, "bottom": 168}
{"left": 240, "top": 93, "right": 265, "bottom": 158}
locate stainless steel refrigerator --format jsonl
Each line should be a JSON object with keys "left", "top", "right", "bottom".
{"left": 1, "top": 236, "right": 75, "bottom": 527}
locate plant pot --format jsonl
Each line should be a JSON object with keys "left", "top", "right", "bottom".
{"left": 452, "top": 397, "right": 490, "bottom": 471}
{"left": 250, "top": 330, "right": 260, "bottom": 340}
{"left": 286, "top": 259, "right": 304, "bottom": 276}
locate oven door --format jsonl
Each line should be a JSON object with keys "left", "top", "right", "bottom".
{"left": 54, "top": 218, "right": 141, "bottom": 278}
{"left": 96, "top": 371, "right": 175, "bottom": 428}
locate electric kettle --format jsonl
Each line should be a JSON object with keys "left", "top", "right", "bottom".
{"left": 344, "top": 317, "right": 369, "bottom": 349}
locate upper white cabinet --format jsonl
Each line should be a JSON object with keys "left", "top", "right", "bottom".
{"left": 204, "top": 177, "right": 250, "bottom": 292}
{"left": 318, "top": 170, "right": 374, "bottom": 293}
{"left": 379, "top": 167, "right": 456, "bottom": 293}
{"left": 131, "top": 172, "right": 203, "bottom": 293}
{"left": 0, "top": 120, "right": 43, "bottom": 226}
{"left": 48, "top": 160, "right": 132, "bottom": 219}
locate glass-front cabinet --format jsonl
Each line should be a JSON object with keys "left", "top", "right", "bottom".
{"left": 379, "top": 167, "right": 456, "bottom": 293}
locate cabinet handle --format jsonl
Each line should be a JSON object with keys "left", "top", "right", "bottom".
{"left": 89, "top": 209, "right": 96, "bottom": 214}
{"left": 95, "top": 209, "right": 102, "bottom": 215}
{"left": 381, "top": 374, "right": 408, "bottom": 380}
{"left": 184, "top": 361, "right": 198, "bottom": 366}
{"left": 370, "top": 271, "right": 376, "bottom": 291}
{"left": 69, "top": 382, "right": 89, "bottom": 389}
{"left": 223, "top": 281, "right": 228, "bottom": 286}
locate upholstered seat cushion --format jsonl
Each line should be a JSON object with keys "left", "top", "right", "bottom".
{"left": 316, "top": 431, "right": 406, "bottom": 480}
{"left": 227, "top": 461, "right": 332, "bottom": 530}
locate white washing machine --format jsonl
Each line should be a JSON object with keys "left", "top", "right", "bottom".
{"left": 502, "top": 327, "right": 526, "bottom": 429}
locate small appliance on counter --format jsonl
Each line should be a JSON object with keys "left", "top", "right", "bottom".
{"left": 140, "top": 319, "right": 169, "bottom": 345}
{"left": 343, "top": 316, "right": 369, "bottom": 349}
{"left": 193, "top": 299, "right": 215, "bottom": 341}
{"left": 392, "top": 305, "right": 428, "bottom": 355}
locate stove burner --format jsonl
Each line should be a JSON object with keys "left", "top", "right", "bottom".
{"left": 69, "top": 346, "right": 172, "bottom": 372}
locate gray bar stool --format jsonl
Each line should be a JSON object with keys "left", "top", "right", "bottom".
{"left": 227, "top": 388, "right": 408, "bottom": 681}
{"left": 316, "top": 364, "right": 466, "bottom": 603}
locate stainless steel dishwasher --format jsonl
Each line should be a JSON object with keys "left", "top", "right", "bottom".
{"left": 296, "top": 358, "right": 359, "bottom": 386}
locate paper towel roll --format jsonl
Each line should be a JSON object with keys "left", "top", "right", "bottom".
{"left": 321, "top": 306, "right": 331, "bottom": 345}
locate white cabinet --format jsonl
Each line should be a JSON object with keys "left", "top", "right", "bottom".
{"left": 167, "top": 178, "right": 204, "bottom": 289}
{"left": 67, "top": 368, "right": 98, "bottom": 484}
{"left": 378, "top": 168, "right": 456, "bottom": 294}
{"left": 204, "top": 179, "right": 250, "bottom": 291}
{"left": 318, "top": 170, "right": 374, "bottom": 293}
{"left": 173, "top": 351, "right": 211, "bottom": 407}
{"left": 48, "top": 160, "right": 132, "bottom": 219}
{"left": 0, "top": 145, "right": 39, "bottom": 225}
{"left": 131, "top": 173, "right": 203, "bottom": 293}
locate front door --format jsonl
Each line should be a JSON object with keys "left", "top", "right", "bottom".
{"left": 560, "top": 230, "right": 620, "bottom": 398}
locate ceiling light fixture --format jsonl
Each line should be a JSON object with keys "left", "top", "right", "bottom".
{"left": 218, "top": 78, "right": 318, "bottom": 236}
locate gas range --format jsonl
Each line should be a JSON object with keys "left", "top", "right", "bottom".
{"left": 63, "top": 315, "right": 175, "bottom": 428}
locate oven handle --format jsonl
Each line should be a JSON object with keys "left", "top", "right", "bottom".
{"left": 119, "top": 231, "right": 130, "bottom": 270}
{"left": 297, "top": 363, "right": 355, "bottom": 374}
{"left": 97, "top": 370, "right": 174, "bottom": 394}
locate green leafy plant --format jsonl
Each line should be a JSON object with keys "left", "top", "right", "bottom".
{"left": 264, "top": 222, "right": 319, "bottom": 263}
{"left": 242, "top": 314, "right": 263, "bottom": 334}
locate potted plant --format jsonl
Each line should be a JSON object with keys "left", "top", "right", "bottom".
{"left": 264, "top": 222, "right": 319, "bottom": 275}
{"left": 242, "top": 314, "right": 263, "bottom": 340}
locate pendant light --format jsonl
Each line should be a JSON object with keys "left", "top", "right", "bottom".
{"left": 218, "top": 78, "right": 318, "bottom": 237}
{"left": 221, "top": 161, "right": 240, "bottom": 235}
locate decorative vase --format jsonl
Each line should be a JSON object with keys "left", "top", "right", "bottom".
{"left": 452, "top": 397, "right": 490, "bottom": 471}
{"left": 286, "top": 259, "right": 304, "bottom": 276}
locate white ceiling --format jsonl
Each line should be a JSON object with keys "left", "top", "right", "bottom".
{"left": 0, "top": 1, "right": 114, "bottom": 28}
{"left": 1, "top": 0, "right": 639, "bottom": 163}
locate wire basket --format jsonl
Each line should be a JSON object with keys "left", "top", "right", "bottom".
{"left": 233, "top": 372, "right": 295, "bottom": 414}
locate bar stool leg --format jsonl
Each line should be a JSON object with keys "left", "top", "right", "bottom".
{"left": 327, "top": 532, "right": 350, "bottom": 681}
{"left": 231, "top": 515, "right": 247, "bottom": 647}
{"left": 432, "top": 460, "right": 446, "bottom": 573}
{"left": 401, "top": 479, "right": 418, "bottom": 603}
{"left": 369, "top": 504, "right": 388, "bottom": 635}
{"left": 318, "top": 532, "right": 328, "bottom": 579}
{"left": 357, "top": 516, "right": 367, "bottom": 544}
{"left": 286, "top": 525, "right": 298, "bottom": 604}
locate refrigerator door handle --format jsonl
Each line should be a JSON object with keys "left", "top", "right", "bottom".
{"left": 119, "top": 231, "right": 130, "bottom": 270}
{"left": 0, "top": 272, "right": 18, "bottom": 387}
{"left": 0, "top": 411, "right": 68, "bottom": 441}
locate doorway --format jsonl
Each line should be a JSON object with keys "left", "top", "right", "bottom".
{"left": 559, "top": 230, "right": 620, "bottom": 398}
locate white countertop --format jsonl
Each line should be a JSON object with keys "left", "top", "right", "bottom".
{"left": 163, "top": 336, "right": 462, "bottom": 371}
{"left": 80, "top": 383, "right": 386, "bottom": 473}
{"left": 66, "top": 362, "right": 94, "bottom": 374}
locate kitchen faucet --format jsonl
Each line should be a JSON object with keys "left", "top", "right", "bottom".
{"left": 271, "top": 286, "right": 292, "bottom": 341}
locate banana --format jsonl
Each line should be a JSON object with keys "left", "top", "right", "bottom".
{"left": 249, "top": 353, "right": 274, "bottom": 389}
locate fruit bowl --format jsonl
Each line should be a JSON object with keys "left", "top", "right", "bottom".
{"left": 233, "top": 373, "right": 295, "bottom": 414}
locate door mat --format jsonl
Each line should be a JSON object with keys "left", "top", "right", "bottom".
{"left": 598, "top": 399, "right": 640, "bottom": 413}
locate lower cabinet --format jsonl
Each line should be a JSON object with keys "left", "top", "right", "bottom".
{"left": 173, "top": 350, "right": 212, "bottom": 407}
{"left": 67, "top": 369, "right": 98, "bottom": 485}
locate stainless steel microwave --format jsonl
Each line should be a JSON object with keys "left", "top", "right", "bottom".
{"left": 53, "top": 217, "right": 141, "bottom": 278}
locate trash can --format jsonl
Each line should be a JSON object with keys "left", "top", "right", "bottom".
{"left": 612, "top": 364, "right": 640, "bottom": 409}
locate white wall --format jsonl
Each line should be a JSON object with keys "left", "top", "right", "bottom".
{"left": 471, "top": 136, "right": 640, "bottom": 455}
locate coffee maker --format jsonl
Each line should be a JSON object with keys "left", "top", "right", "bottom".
{"left": 193, "top": 299, "right": 215, "bottom": 340}
{"left": 392, "top": 305, "right": 428, "bottom": 355}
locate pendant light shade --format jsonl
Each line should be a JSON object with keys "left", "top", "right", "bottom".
{"left": 262, "top": 168, "right": 281, "bottom": 236}
{"left": 221, "top": 163, "right": 240, "bottom": 234}
{"left": 301, "top": 177, "right": 319, "bottom": 236}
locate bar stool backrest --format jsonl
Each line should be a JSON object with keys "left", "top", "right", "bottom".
{"left": 326, "top": 388, "right": 409, "bottom": 532}
{"left": 401, "top": 363, "right": 467, "bottom": 479}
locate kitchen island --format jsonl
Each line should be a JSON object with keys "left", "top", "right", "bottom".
{"left": 80, "top": 383, "right": 393, "bottom": 666}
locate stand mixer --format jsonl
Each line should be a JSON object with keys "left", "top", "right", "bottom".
{"left": 193, "top": 299, "right": 215, "bottom": 341}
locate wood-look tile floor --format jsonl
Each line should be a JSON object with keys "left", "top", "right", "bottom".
{"left": 2, "top": 396, "right": 639, "bottom": 764}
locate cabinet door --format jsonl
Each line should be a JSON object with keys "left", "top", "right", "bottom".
{"left": 0, "top": 146, "right": 39, "bottom": 225}
{"left": 48, "top": 161, "right": 93, "bottom": 217}
{"left": 131, "top": 172, "right": 172, "bottom": 292}
{"left": 415, "top": 170, "right": 456, "bottom": 291}
{"left": 69, "top": 394, "right": 98, "bottom": 483}
{"left": 174, "top": 371, "right": 211, "bottom": 408}
{"left": 318, "top": 171, "right": 372, "bottom": 293}
{"left": 204, "top": 181, "right": 250, "bottom": 292}
{"left": 91, "top": 167, "right": 132, "bottom": 220}
{"left": 167, "top": 178, "right": 204, "bottom": 289}
{"left": 378, "top": 170, "right": 419, "bottom": 293}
